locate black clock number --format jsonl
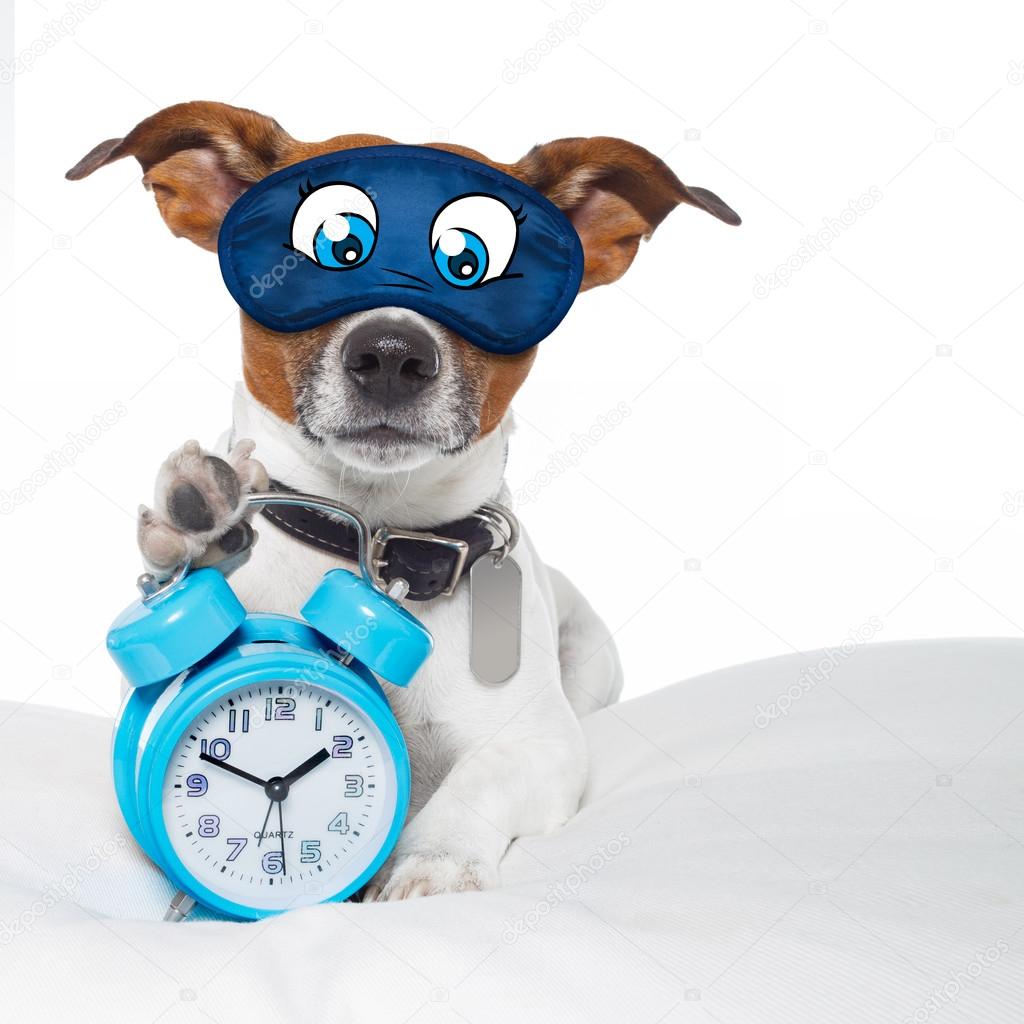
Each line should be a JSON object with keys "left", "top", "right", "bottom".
{"left": 344, "top": 775, "right": 364, "bottom": 797}
{"left": 331, "top": 735, "right": 353, "bottom": 758}
{"left": 300, "top": 840, "right": 321, "bottom": 863}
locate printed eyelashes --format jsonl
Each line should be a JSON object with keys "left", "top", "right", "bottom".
{"left": 296, "top": 180, "right": 527, "bottom": 225}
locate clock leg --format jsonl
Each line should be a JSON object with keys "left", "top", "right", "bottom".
{"left": 163, "top": 890, "right": 196, "bottom": 923}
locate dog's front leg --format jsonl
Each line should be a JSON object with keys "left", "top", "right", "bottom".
{"left": 137, "top": 439, "right": 268, "bottom": 576}
{"left": 364, "top": 715, "right": 586, "bottom": 900}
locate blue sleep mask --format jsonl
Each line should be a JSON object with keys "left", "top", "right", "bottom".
{"left": 218, "top": 145, "right": 584, "bottom": 354}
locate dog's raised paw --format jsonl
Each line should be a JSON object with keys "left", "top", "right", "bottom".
{"left": 363, "top": 850, "right": 495, "bottom": 902}
{"left": 138, "top": 439, "right": 268, "bottom": 576}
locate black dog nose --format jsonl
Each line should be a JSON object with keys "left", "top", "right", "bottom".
{"left": 341, "top": 319, "right": 440, "bottom": 403}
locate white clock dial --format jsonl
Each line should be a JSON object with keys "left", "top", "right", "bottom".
{"left": 161, "top": 680, "right": 398, "bottom": 911}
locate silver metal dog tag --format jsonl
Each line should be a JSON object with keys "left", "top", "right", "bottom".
{"left": 469, "top": 555, "right": 522, "bottom": 684}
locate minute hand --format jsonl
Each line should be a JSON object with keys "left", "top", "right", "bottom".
{"left": 282, "top": 748, "right": 330, "bottom": 786}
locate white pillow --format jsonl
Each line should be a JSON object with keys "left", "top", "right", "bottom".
{"left": 1, "top": 639, "right": 1021, "bottom": 1023}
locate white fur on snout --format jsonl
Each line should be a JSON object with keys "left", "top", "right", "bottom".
{"left": 294, "top": 308, "right": 481, "bottom": 473}
{"left": 232, "top": 384, "right": 506, "bottom": 528}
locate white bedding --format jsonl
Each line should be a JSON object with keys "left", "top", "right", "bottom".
{"left": 1, "top": 638, "right": 1022, "bottom": 1023}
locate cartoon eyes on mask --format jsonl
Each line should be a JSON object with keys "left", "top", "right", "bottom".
{"left": 291, "top": 183, "right": 378, "bottom": 270}
{"left": 291, "top": 186, "right": 520, "bottom": 285}
{"left": 430, "top": 195, "right": 520, "bottom": 288}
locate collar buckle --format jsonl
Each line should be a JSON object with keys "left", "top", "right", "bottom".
{"left": 369, "top": 526, "right": 470, "bottom": 597}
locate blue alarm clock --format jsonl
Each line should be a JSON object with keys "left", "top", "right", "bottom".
{"left": 106, "top": 492, "right": 432, "bottom": 921}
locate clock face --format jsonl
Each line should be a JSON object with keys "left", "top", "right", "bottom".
{"left": 161, "top": 679, "right": 398, "bottom": 912}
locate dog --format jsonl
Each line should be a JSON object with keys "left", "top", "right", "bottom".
{"left": 68, "top": 101, "right": 739, "bottom": 901}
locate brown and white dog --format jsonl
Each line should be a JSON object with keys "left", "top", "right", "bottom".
{"left": 68, "top": 101, "right": 739, "bottom": 900}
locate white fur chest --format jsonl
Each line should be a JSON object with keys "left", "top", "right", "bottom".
{"left": 223, "top": 385, "right": 572, "bottom": 811}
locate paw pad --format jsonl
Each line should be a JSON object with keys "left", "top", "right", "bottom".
{"left": 138, "top": 439, "right": 267, "bottom": 577}
{"left": 166, "top": 481, "right": 216, "bottom": 532}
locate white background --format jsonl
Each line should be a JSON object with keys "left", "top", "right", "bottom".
{"left": 2, "top": 0, "right": 1024, "bottom": 718}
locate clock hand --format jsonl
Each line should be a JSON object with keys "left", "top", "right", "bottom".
{"left": 250, "top": 749, "right": 328, "bottom": 853}
{"left": 257, "top": 798, "right": 274, "bottom": 849}
{"left": 199, "top": 753, "right": 267, "bottom": 787}
{"left": 277, "top": 800, "right": 286, "bottom": 876}
{"left": 281, "top": 747, "right": 330, "bottom": 786}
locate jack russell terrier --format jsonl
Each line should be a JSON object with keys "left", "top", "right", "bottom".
{"left": 67, "top": 101, "right": 739, "bottom": 901}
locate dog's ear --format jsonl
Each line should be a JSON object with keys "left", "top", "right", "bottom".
{"left": 66, "top": 101, "right": 294, "bottom": 251}
{"left": 515, "top": 137, "right": 740, "bottom": 291}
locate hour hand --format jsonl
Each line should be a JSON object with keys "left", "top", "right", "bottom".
{"left": 199, "top": 752, "right": 267, "bottom": 787}
{"left": 282, "top": 748, "right": 330, "bottom": 786}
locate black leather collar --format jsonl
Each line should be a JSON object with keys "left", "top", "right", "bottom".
{"left": 259, "top": 480, "right": 499, "bottom": 601}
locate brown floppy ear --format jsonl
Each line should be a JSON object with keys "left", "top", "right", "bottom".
{"left": 514, "top": 137, "right": 740, "bottom": 291}
{"left": 66, "top": 101, "right": 296, "bottom": 251}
